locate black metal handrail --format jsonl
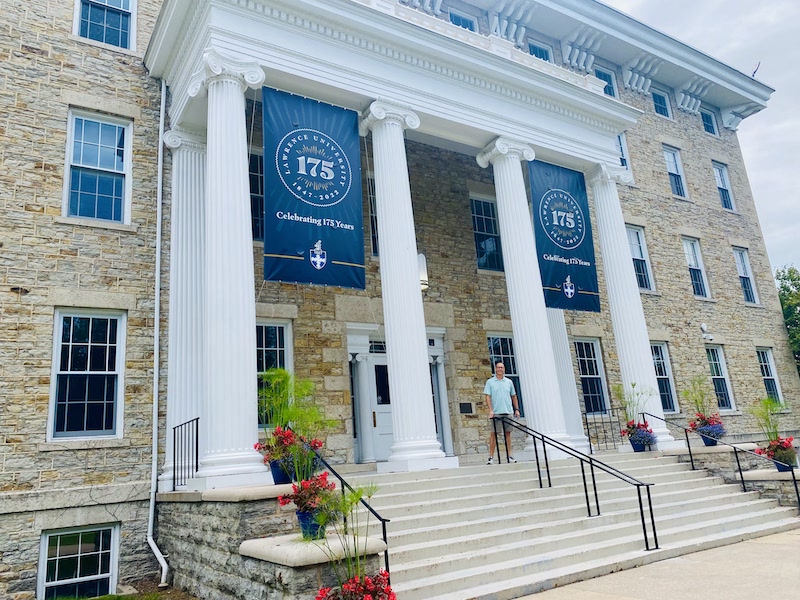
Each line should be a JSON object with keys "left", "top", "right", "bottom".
{"left": 642, "top": 412, "right": 800, "bottom": 510}
{"left": 173, "top": 417, "right": 199, "bottom": 489}
{"left": 582, "top": 408, "right": 627, "bottom": 453}
{"left": 492, "top": 416, "right": 659, "bottom": 550}
{"left": 309, "top": 448, "right": 392, "bottom": 578}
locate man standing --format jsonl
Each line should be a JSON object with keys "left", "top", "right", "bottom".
{"left": 484, "top": 361, "right": 520, "bottom": 464}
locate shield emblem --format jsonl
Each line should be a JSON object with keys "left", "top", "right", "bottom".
{"left": 563, "top": 275, "right": 575, "bottom": 299}
{"left": 310, "top": 240, "right": 327, "bottom": 270}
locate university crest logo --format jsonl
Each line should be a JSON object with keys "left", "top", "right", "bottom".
{"left": 275, "top": 128, "right": 352, "bottom": 208}
{"left": 310, "top": 240, "right": 327, "bottom": 270}
{"left": 563, "top": 275, "right": 575, "bottom": 299}
{"left": 538, "top": 189, "right": 586, "bottom": 250}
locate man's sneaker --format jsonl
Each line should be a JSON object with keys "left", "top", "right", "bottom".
{"left": 508, "top": 456, "right": 517, "bottom": 463}
{"left": 486, "top": 457, "right": 494, "bottom": 465}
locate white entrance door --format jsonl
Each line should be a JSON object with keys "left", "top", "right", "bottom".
{"left": 368, "top": 355, "right": 395, "bottom": 461}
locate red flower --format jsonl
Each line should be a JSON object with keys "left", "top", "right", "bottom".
{"left": 278, "top": 471, "right": 336, "bottom": 512}
{"left": 317, "top": 571, "right": 395, "bottom": 600}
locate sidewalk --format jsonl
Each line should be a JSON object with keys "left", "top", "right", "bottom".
{"left": 520, "top": 529, "right": 800, "bottom": 600}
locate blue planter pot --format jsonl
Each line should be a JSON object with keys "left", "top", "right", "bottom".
{"left": 775, "top": 461, "right": 795, "bottom": 473}
{"left": 270, "top": 460, "right": 292, "bottom": 485}
{"left": 702, "top": 437, "right": 718, "bottom": 447}
{"left": 296, "top": 510, "right": 326, "bottom": 540}
{"left": 630, "top": 442, "right": 646, "bottom": 453}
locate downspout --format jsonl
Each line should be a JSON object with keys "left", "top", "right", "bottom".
{"left": 148, "top": 77, "right": 170, "bottom": 587}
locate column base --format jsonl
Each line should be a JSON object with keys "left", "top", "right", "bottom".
{"left": 377, "top": 456, "right": 460, "bottom": 473}
{"left": 157, "top": 469, "right": 175, "bottom": 493}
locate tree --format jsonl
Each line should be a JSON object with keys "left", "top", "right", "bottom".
{"left": 775, "top": 265, "right": 800, "bottom": 373}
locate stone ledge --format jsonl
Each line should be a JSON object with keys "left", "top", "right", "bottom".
{"left": 157, "top": 483, "right": 294, "bottom": 503}
{"left": 239, "top": 533, "right": 387, "bottom": 567}
{"left": 39, "top": 438, "right": 132, "bottom": 452}
{"left": 660, "top": 442, "right": 758, "bottom": 457}
{"left": 0, "top": 482, "right": 150, "bottom": 514}
{"left": 736, "top": 469, "right": 798, "bottom": 482}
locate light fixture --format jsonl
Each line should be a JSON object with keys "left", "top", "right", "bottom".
{"left": 418, "top": 253, "right": 429, "bottom": 292}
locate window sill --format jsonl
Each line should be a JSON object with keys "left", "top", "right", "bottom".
{"left": 743, "top": 302, "right": 765, "bottom": 309}
{"left": 55, "top": 216, "right": 137, "bottom": 233}
{"left": 68, "top": 34, "right": 142, "bottom": 58}
{"left": 693, "top": 296, "right": 717, "bottom": 303}
{"left": 672, "top": 195, "right": 693, "bottom": 203}
{"left": 477, "top": 268, "right": 506, "bottom": 277}
{"left": 722, "top": 208, "right": 740, "bottom": 215}
{"left": 719, "top": 410, "right": 742, "bottom": 416}
{"left": 40, "top": 438, "right": 130, "bottom": 452}
{"left": 639, "top": 289, "right": 661, "bottom": 297}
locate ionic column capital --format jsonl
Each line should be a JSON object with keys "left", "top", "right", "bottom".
{"left": 164, "top": 129, "right": 206, "bottom": 152}
{"left": 587, "top": 162, "right": 633, "bottom": 187}
{"left": 476, "top": 137, "right": 535, "bottom": 169}
{"left": 188, "top": 49, "right": 265, "bottom": 99}
{"left": 359, "top": 99, "right": 420, "bottom": 136}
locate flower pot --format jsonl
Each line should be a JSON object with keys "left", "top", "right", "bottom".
{"left": 702, "top": 437, "right": 718, "bottom": 447}
{"left": 296, "top": 510, "right": 326, "bottom": 540}
{"left": 269, "top": 460, "right": 292, "bottom": 485}
{"left": 774, "top": 458, "right": 796, "bottom": 472}
{"left": 630, "top": 442, "right": 646, "bottom": 452}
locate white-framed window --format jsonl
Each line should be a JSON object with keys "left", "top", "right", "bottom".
{"left": 616, "top": 133, "right": 629, "bottom": 169}
{"left": 367, "top": 176, "right": 379, "bottom": 257}
{"left": 449, "top": 12, "right": 475, "bottom": 31}
{"left": 651, "top": 343, "right": 678, "bottom": 413}
{"left": 38, "top": 524, "right": 119, "bottom": 600}
{"left": 706, "top": 345, "right": 734, "bottom": 410}
{"left": 756, "top": 348, "right": 783, "bottom": 404}
{"left": 733, "top": 247, "right": 758, "bottom": 304}
{"left": 626, "top": 225, "right": 654, "bottom": 291}
{"left": 249, "top": 153, "right": 264, "bottom": 241}
{"left": 663, "top": 146, "right": 686, "bottom": 197}
{"left": 471, "top": 196, "right": 504, "bottom": 272}
{"left": 652, "top": 89, "right": 672, "bottom": 118}
{"left": 594, "top": 67, "right": 616, "bottom": 97}
{"left": 682, "top": 237, "right": 710, "bottom": 298}
{"left": 49, "top": 310, "right": 126, "bottom": 439}
{"left": 487, "top": 335, "right": 523, "bottom": 416}
{"left": 63, "top": 110, "right": 132, "bottom": 224}
{"left": 574, "top": 339, "right": 609, "bottom": 414}
{"left": 257, "top": 320, "right": 293, "bottom": 424}
{"left": 713, "top": 162, "right": 734, "bottom": 211}
{"left": 700, "top": 108, "right": 718, "bottom": 135}
{"left": 528, "top": 42, "right": 552, "bottom": 62}
{"left": 74, "top": 0, "right": 135, "bottom": 50}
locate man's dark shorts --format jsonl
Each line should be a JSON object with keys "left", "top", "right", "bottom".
{"left": 490, "top": 414, "right": 512, "bottom": 434}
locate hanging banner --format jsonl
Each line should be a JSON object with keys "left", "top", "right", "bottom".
{"left": 528, "top": 161, "right": 600, "bottom": 312}
{"left": 262, "top": 88, "right": 365, "bottom": 289}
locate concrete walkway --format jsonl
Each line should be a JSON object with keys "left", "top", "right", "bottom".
{"left": 520, "top": 530, "right": 800, "bottom": 600}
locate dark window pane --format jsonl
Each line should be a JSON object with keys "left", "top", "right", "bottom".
{"left": 73, "top": 318, "right": 90, "bottom": 343}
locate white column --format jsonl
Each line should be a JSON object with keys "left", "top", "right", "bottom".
{"left": 477, "top": 138, "right": 571, "bottom": 450}
{"left": 159, "top": 130, "right": 206, "bottom": 491}
{"left": 546, "top": 308, "right": 591, "bottom": 453}
{"left": 190, "top": 49, "right": 270, "bottom": 488}
{"left": 360, "top": 100, "right": 456, "bottom": 472}
{"left": 430, "top": 355, "right": 455, "bottom": 457}
{"left": 353, "top": 353, "right": 376, "bottom": 463}
{"left": 587, "top": 164, "right": 677, "bottom": 446}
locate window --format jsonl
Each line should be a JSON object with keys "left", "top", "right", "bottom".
{"left": 700, "top": 109, "right": 718, "bottom": 135}
{"left": 65, "top": 111, "right": 131, "bottom": 223}
{"left": 756, "top": 348, "right": 782, "bottom": 403}
{"left": 626, "top": 226, "right": 653, "bottom": 291}
{"left": 706, "top": 346, "right": 734, "bottom": 409}
{"left": 449, "top": 12, "right": 475, "bottom": 31}
{"left": 77, "top": 0, "right": 133, "bottom": 49}
{"left": 713, "top": 162, "right": 734, "bottom": 210}
{"left": 487, "top": 335, "right": 523, "bottom": 416}
{"left": 594, "top": 68, "right": 616, "bottom": 97}
{"left": 528, "top": 43, "right": 552, "bottom": 62}
{"left": 652, "top": 89, "right": 672, "bottom": 118}
{"left": 39, "top": 525, "right": 118, "bottom": 600}
{"left": 256, "top": 321, "right": 292, "bottom": 424}
{"left": 471, "top": 197, "right": 504, "bottom": 271}
{"left": 663, "top": 146, "right": 686, "bottom": 197}
{"left": 651, "top": 343, "right": 677, "bottom": 412}
{"left": 682, "top": 238, "right": 709, "bottom": 298}
{"left": 249, "top": 153, "right": 264, "bottom": 241}
{"left": 616, "top": 133, "right": 629, "bottom": 169}
{"left": 51, "top": 311, "right": 125, "bottom": 438}
{"left": 367, "top": 177, "right": 379, "bottom": 256}
{"left": 574, "top": 339, "right": 608, "bottom": 414}
{"left": 733, "top": 247, "right": 758, "bottom": 304}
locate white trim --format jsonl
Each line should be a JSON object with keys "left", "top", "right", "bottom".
{"left": 37, "top": 523, "right": 120, "bottom": 600}
{"left": 700, "top": 107, "right": 718, "bottom": 135}
{"left": 62, "top": 109, "right": 133, "bottom": 226}
{"left": 594, "top": 67, "right": 617, "bottom": 97}
{"left": 528, "top": 41, "right": 554, "bottom": 63}
{"left": 705, "top": 345, "right": 735, "bottom": 411}
{"left": 663, "top": 145, "right": 687, "bottom": 198}
{"left": 73, "top": 0, "right": 137, "bottom": 52}
{"left": 651, "top": 88, "right": 673, "bottom": 119}
{"left": 255, "top": 319, "right": 294, "bottom": 375}
{"left": 572, "top": 337, "right": 610, "bottom": 415}
{"left": 650, "top": 342, "right": 678, "bottom": 413}
{"left": 733, "top": 246, "right": 758, "bottom": 304}
{"left": 47, "top": 308, "right": 127, "bottom": 442}
{"left": 682, "top": 237, "right": 710, "bottom": 299}
{"left": 756, "top": 347, "right": 784, "bottom": 406}
{"left": 625, "top": 224, "right": 654, "bottom": 292}
{"left": 713, "top": 161, "right": 735, "bottom": 211}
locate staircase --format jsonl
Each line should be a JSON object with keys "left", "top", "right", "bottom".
{"left": 348, "top": 452, "right": 800, "bottom": 600}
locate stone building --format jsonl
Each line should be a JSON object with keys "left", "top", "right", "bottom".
{"left": 0, "top": 0, "right": 797, "bottom": 597}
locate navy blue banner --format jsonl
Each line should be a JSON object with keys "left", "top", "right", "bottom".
{"left": 262, "top": 88, "right": 365, "bottom": 289}
{"left": 528, "top": 161, "right": 600, "bottom": 312}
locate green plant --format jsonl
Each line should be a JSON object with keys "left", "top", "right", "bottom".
{"left": 259, "top": 368, "right": 323, "bottom": 436}
{"left": 680, "top": 376, "right": 716, "bottom": 416}
{"left": 749, "top": 397, "right": 783, "bottom": 442}
{"left": 613, "top": 382, "right": 654, "bottom": 423}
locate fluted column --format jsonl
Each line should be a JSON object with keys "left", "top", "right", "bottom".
{"left": 477, "top": 138, "right": 570, "bottom": 449}
{"left": 189, "top": 50, "right": 270, "bottom": 487}
{"left": 353, "top": 353, "right": 376, "bottom": 463}
{"left": 587, "top": 163, "right": 676, "bottom": 445}
{"left": 159, "top": 130, "right": 206, "bottom": 491}
{"left": 430, "top": 355, "right": 455, "bottom": 457}
{"left": 546, "top": 308, "right": 591, "bottom": 453}
{"left": 360, "top": 100, "right": 455, "bottom": 472}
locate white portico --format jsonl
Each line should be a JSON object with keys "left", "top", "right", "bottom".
{"left": 145, "top": 0, "right": 695, "bottom": 489}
